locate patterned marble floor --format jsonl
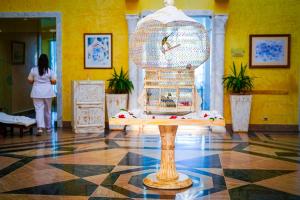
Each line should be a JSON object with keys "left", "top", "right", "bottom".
{"left": 0, "top": 127, "right": 300, "bottom": 200}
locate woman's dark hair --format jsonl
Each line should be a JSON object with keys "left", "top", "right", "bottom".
{"left": 38, "top": 54, "right": 49, "bottom": 76}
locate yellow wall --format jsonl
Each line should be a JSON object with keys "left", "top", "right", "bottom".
{"left": 127, "top": 0, "right": 300, "bottom": 125}
{"left": 0, "top": 0, "right": 129, "bottom": 121}
{"left": 0, "top": 0, "right": 299, "bottom": 125}
{"left": 223, "top": 0, "right": 299, "bottom": 125}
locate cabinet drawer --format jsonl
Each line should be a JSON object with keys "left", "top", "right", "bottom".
{"left": 75, "top": 105, "right": 104, "bottom": 127}
{"left": 76, "top": 83, "right": 104, "bottom": 103}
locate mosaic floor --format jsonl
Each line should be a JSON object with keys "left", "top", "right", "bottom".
{"left": 0, "top": 127, "right": 300, "bottom": 200}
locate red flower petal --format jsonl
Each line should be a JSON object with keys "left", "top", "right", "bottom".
{"left": 118, "top": 114, "right": 125, "bottom": 118}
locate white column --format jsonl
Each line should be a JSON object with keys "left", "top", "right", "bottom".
{"left": 211, "top": 15, "right": 228, "bottom": 115}
{"left": 126, "top": 14, "right": 139, "bottom": 110}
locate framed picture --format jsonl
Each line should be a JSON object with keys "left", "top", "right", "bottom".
{"left": 249, "top": 34, "right": 290, "bottom": 68}
{"left": 11, "top": 41, "right": 25, "bottom": 65}
{"left": 84, "top": 33, "right": 112, "bottom": 69}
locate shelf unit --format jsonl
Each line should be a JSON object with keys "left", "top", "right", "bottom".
{"left": 144, "top": 68, "right": 196, "bottom": 114}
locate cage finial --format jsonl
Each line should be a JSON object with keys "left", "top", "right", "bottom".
{"left": 164, "top": 0, "right": 174, "bottom": 6}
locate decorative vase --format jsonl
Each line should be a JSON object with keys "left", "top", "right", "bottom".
{"left": 106, "top": 94, "right": 128, "bottom": 130}
{"left": 230, "top": 95, "right": 252, "bottom": 132}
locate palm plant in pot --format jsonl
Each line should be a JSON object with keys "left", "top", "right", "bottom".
{"left": 223, "top": 62, "right": 254, "bottom": 132}
{"left": 106, "top": 67, "right": 134, "bottom": 130}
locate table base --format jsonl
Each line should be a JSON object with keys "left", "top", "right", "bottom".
{"left": 143, "top": 173, "right": 192, "bottom": 189}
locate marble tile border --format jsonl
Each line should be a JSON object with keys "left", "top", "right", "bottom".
{"left": 0, "top": 12, "right": 62, "bottom": 127}
{"left": 100, "top": 166, "right": 226, "bottom": 199}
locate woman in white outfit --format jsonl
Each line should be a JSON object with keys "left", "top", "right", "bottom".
{"left": 28, "top": 54, "right": 56, "bottom": 136}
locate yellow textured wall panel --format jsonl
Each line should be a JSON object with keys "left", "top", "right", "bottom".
{"left": 0, "top": 0, "right": 299, "bottom": 125}
{"left": 0, "top": 0, "right": 129, "bottom": 121}
{"left": 223, "top": 0, "right": 300, "bottom": 124}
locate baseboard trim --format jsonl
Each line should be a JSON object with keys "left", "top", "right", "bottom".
{"left": 12, "top": 108, "right": 35, "bottom": 115}
{"left": 63, "top": 121, "right": 72, "bottom": 128}
{"left": 63, "top": 121, "right": 110, "bottom": 130}
{"left": 226, "top": 124, "right": 299, "bottom": 133}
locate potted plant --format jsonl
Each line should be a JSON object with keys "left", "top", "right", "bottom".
{"left": 106, "top": 67, "right": 134, "bottom": 130}
{"left": 223, "top": 62, "right": 254, "bottom": 132}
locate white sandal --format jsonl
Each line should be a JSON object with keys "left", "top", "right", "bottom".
{"left": 36, "top": 128, "right": 43, "bottom": 136}
{"left": 46, "top": 128, "right": 51, "bottom": 133}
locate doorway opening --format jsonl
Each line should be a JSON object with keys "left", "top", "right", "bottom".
{"left": 0, "top": 12, "right": 62, "bottom": 128}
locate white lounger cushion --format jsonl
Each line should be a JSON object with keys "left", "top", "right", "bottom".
{"left": 0, "top": 112, "right": 36, "bottom": 127}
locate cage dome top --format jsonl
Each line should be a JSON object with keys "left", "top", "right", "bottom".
{"left": 137, "top": 5, "right": 197, "bottom": 28}
{"left": 130, "top": 2, "right": 210, "bottom": 69}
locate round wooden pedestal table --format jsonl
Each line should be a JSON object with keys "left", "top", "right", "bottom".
{"left": 109, "top": 114, "right": 225, "bottom": 190}
{"left": 143, "top": 125, "right": 193, "bottom": 189}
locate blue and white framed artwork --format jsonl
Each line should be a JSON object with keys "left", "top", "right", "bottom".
{"left": 250, "top": 34, "right": 290, "bottom": 68}
{"left": 84, "top": 33, "right": 112, "bottom": 69}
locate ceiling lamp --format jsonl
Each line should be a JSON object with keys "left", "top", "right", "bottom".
{"left": 130, "top": 0, "right": 210, "bottom": 69}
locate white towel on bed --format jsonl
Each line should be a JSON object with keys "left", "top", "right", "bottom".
{"left": 0, "top": 112, "right": 36, "bottom": 127}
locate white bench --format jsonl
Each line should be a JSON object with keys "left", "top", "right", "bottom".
{"left": 0, "top": 112, "right": 36, "bottom": 137}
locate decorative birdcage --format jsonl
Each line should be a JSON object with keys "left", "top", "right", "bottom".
{"left": 130, "top": 1, "right": 210, "bottom": 114}
{"left": 130, "top": 6, "right": 210, "bottom": 69}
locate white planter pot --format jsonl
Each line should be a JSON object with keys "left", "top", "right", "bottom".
{"left": 230, "top": 95, "right": 252, "bottom": 132}
{"left": 106, "top": 94, "right": 128, "bottom": 130}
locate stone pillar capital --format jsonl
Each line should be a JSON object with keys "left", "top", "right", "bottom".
{"left": 213, "top": 15, "right": 228, "bottom": 34}
{"left": 126, "top": 14, "right": 140, "bottom": 34}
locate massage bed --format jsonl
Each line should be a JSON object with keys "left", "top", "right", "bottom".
{"left": 0, "top": 112, "right": 36, "bottom": 137}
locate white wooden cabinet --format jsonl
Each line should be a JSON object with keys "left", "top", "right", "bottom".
{"left": 72, "top": 80, "right": 105, "bottom": 134}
